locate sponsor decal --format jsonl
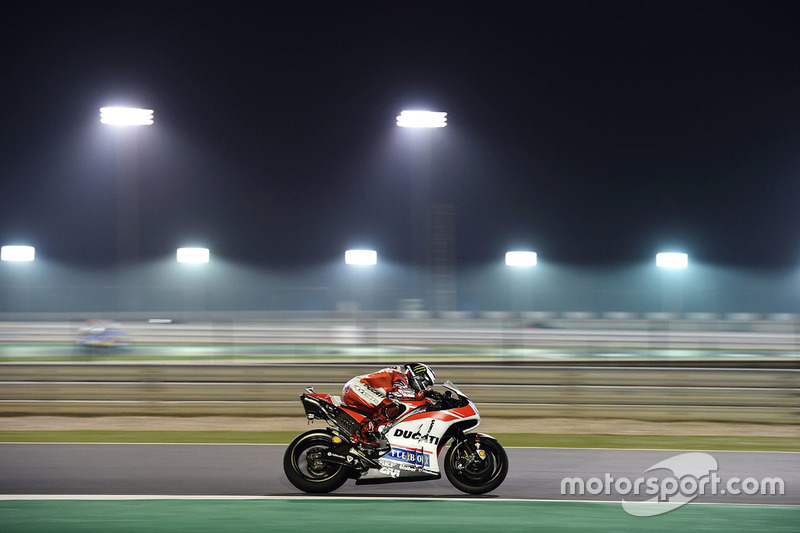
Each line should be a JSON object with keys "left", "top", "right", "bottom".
{"left": 411, "top": 364, "right": 427, "bottom": 375}
{"left": 379, "top": 466, "right": 401, "bottom": 479}
{"left": 325, "top": 452, "right": 347, "bottom": 461}
{"left": 386, "top": 445, "right": 432, "bottom": 468}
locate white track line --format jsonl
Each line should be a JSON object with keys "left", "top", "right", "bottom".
{"left": 0, "top": 495, "right": 796, "bottom": 507}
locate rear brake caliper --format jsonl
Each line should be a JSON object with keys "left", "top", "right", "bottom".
{"left": 306, "top": 449, "right": 325, "bottom": 473}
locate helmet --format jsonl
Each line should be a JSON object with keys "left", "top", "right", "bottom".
{"left": 405, "top": 363, "right": 435, "bottom": 391}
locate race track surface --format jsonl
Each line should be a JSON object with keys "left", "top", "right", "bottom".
{"left": 1, "top": 443, "right": 797, "bottom": 505}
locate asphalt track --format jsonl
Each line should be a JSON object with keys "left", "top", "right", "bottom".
{"left": 1, "top": 443, "right": 797, "bottom": 505}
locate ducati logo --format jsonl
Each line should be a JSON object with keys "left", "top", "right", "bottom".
{"left": 393, "top": 429, "right": 440, "bottom": 445}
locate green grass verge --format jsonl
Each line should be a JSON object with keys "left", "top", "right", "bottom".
{"left": 1, "top": 430, "right": 797, "bottom": 451}
{"left": 1, "top": 500, "right": 798, "bottom": 533}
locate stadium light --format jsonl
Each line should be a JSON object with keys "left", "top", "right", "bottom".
{"left": 396, "top": 110, "right": 447, "bottom": 128}
{"left": 656, "top": 252, "right": 688, "bottom": 269}
{"left": 177, "top": 248, "right": 210, "bottom": 264}
{"left": 345, "top": 249, "right": 377, "bottom": 266}
{"left": 505, "top": 251, "right": 537, "bottom": 267}
{"left": 100, "top": 107, "right": 154, "bottom": 126}
{"left": 1, "top": 245, "right": 35, "bottom": 262}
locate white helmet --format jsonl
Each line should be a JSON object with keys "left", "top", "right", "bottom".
{"left": 405, "top": 363, "right": 435, "bottom": 391}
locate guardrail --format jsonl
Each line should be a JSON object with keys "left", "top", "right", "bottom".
{"left": 1, "top": 363, "right": 797, "bottom": 424}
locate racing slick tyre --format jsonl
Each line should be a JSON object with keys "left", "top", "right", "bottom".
{"left": 283, "top": 430, "right": 349, "bottom": 493}
{"left": 444, "top": 434, "right": 508, "bottom": 494}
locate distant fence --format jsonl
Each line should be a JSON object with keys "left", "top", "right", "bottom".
{"left": 0, "top": 363, "right": 797, "bottom": 424}
{"left": 2, "top": 314, "right": 800, "bottom": 351}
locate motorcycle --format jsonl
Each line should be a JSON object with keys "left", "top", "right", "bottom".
{"left": 283, "top": 380, "right": 508, "bottom": 495}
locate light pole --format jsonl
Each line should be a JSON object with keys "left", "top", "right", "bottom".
{"left": 345, "top": 249, "right": 377, "bottom": 314}
{"left": 656, "top": 252, "right": 688, "bottom": 315}
{"left": 177, "top": 247, "right": 210, "bottom": 312}
{"left": 100, "top": 107, "right": 153, "bottom": 264}
{"left": 396, "top": 110, "right": 448, "bottom": 313}
{"left": 505, "top": 251, "right": 537, "bottom": 316}
{"left": 1, "top": 245, "right": 36, "bottom": 312}
{"left": 100, "top": 106, "right": 153, "bottom": 311}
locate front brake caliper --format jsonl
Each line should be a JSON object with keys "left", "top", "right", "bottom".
{"left": 474, "top": 441, "right": 486, "bottom": 460}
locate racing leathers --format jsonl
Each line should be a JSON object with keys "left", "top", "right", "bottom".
{"left": 342, "top": 365, "right": 425, "bottom": 446}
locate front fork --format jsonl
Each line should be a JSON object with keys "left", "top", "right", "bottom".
{"left": 450, "top": 428, "right": 487, "bottom": 465}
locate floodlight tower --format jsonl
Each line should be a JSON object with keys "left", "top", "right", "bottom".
{"left": 396, "top": 110, "right": 447, "bottom": 128}
{"left": 656, "top": 252, "right": 688, "bottom": 315}
{"left": 505, "top": 251, "right": 538, "bottom": 267}
{"left": 505, "top": 251, "right": 537, "bottom": 314}
{"left": 176, "top": 247, "right": 210, "bottom": 312}
{"left": 396, "top": 109, "right": 449, "bottom": 313}
{"left": 177, "top": 247, "right": 210, "bottom": 264}
{"left": 656, "top": 252, "right": 688, "bottom": 269}
{"left": 345, "top": 249, "right": 377, "bottom": 266}
{"left": 345, "top": 249, "right": 377, "bottom": 314}
{"left": 1, "top": 246, "right": 35, "bottom": 262}
{"left": 100, "top": 105, "right": 153, "bottom": 311}
{"left": 100, "top": 107, "right": 154, "bottom": 126}
{"left": 100, "top": 106, "right": 154, "bottom": 266}
{"left": 1, "top": 245, "right": 36, "bottom": 312}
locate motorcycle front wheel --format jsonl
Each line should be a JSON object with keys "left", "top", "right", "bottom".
{"left": 444, "top": 434, "right": 508, "bottom": 494}
{"left": 283, "top": 430, "right": 349, "bottom": 493}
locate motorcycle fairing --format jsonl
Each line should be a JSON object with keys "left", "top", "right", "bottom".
{"left": 301, "top": 385, "right": 481, "bottom": 482}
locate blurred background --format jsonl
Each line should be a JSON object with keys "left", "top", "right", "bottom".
{"left": 1, "top": 2, "right": 798, "bottom": 430}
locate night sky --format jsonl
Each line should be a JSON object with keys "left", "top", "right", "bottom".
{"left": 2, "top": 1, "right": 799, "bottom": 271}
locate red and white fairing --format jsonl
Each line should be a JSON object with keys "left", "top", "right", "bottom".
{"left": 361, "top": 382, "right": 480, "bottom": 480}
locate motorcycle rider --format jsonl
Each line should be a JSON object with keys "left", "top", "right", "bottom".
{"left": 342, "top": 363, "right": 436, "bottom": 447}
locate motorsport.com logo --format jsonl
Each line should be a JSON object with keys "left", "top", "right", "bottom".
{"left": 560, "top": 452, "right": 785, "bottom": 516}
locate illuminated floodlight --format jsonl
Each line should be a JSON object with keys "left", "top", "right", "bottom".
{"left": 505, "top": 251, "right": 537, "bottom": 267}
{"left": 345, "top": 249, "right": 377, "bottom": 266}
{"left": 1, "top": 245, "right": 35, "bottom": 262}
{"left": 177, "top": 248, "right": 209, "bottom": 264}
{"left": 100, "top": 107, "right": 154, "bottom": 126}
{"left": 396, "top": 110, "right": 447, "bottom": 128}
{"left": 656, "top": 252, "right": 688, "bottom": 269}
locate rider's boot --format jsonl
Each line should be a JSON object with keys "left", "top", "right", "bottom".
{"left": 353, "top": 400, "right": 406, "bottom": 454}
{"left": 355, "top": 416, "right": 390, "bottom": 455}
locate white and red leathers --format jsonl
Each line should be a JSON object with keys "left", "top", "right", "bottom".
{"left": 342, "top": 366, "right": 425, "bottom": 440}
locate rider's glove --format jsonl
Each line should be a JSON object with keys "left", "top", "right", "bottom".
{"left": 381, "top": 401, "right": 405, "bottom": 419}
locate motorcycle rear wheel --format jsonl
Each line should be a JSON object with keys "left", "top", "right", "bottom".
{"left": 444, "top": 435, "right": 508, "bottom": 494}
{"left": 283, "top": 430, "right": 349, "bottom": 493}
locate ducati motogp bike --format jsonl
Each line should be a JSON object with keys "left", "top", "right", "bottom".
{"left": 283, "top": 380, "right": 508, "bottom": 494}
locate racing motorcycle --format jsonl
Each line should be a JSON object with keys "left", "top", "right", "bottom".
{"left": 283, "top": 380, "right": 508, "bottom": 494}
